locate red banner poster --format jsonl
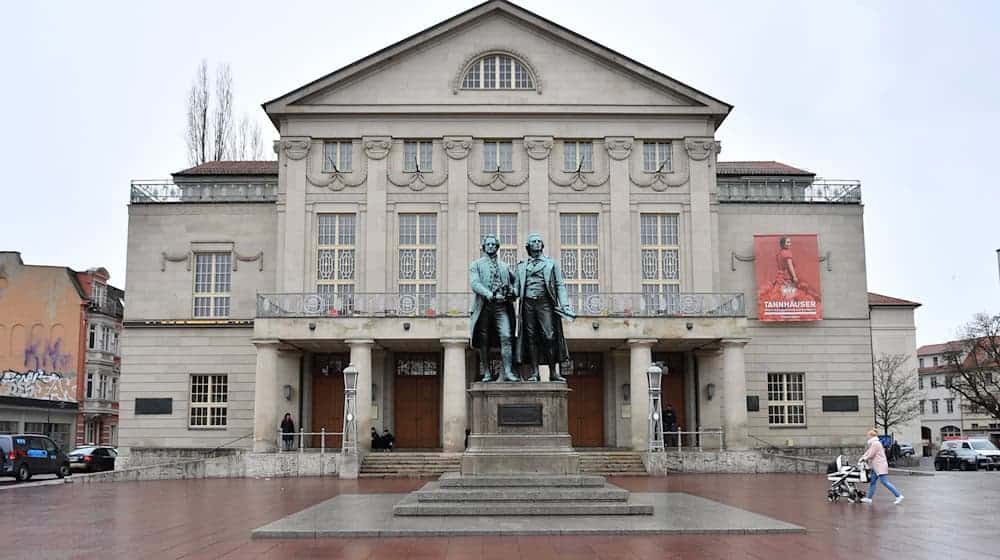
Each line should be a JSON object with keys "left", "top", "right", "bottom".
{"left": 754, "top": 234, "right": 823, "bottom": 321}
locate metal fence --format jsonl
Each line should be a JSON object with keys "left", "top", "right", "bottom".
{"left": 130, "top": 180, "right": 278, "bottom": 203}
{"left": 652, "top": 428, "right": 726, "bottom": 451}
{"left": 718, "top": 178, "right": 861, "bottom": 204}
{"left": 256, "top": 292, "right": 746, "bottom": 319}
{"left": 277, "top": 428, "right": 345, "bottom": 454}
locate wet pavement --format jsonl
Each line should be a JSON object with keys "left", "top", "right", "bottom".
{"left": 1, "top": 471, "right": 997, "bottom": 559}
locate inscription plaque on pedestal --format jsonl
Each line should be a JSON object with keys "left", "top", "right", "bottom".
{"left": 498, "top": 404, "right": 543, "bottom": 426}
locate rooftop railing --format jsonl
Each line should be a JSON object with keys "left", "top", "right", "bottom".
{"left": 130, "top": 180, "right": 278, "bottom": 203}
{"left": 256, "top": 292, "right": 745, "bottom": 319}
{"left": 718, "top": 178, "right": 861, "bottom": 204}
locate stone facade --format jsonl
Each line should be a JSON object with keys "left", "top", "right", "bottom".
{"left": 119, "top": 1, "right": 911, "bottom": 462}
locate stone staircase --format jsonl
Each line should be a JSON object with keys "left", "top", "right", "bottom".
{"left": 578, "top": 451, "right": 648, "bottom": 476}
{"left": 360, "top": 452, "right": 463, "bottom": 478}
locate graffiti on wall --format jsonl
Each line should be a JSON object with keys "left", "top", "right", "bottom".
{"left": 23, "top": 338, "right": 73, "bottom": 371}
{"left": 0, "top": 369, "right": 77, "bottom": 401}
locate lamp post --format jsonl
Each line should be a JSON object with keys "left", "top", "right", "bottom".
{"left": 647, "top": 363, "right": 666, "bottom": 452}
{"left": 342, "top": 363, "right": 359, "bottom": 454}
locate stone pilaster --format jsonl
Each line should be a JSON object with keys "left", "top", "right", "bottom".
{"left": 628, "top": 338, "right": 656, "bottom": 451}
{"left": 684, "top": 137, "right": 721, "bottom": 292}
{"left": 441, "top": 338, "right": 469, "bottom": 452}
{"left": 524, "top": 136, "right": 552, "bottom": 237}
{"left": 276, "top": 137, "right": 310, "bottom": 291}
{"left": 363, "top": 137, "right": 391, "bottom": 293}
{"left": 253, "top": 340, "right": 280, "bottom": 452}
{"left": 444, "top": 137, "right": 472, "bottom": 293}
{"left": 347, "top": 339, "right": 375, "bottom": 452}
{"left": 721, "top": 339, "right": 750, "bottom": 450}
{"left": 606, "top": 137, "right": 633, "bottom": 292}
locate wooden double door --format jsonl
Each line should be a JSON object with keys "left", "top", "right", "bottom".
{"left": 565, "top": 353, "right": 605, "bottom": 447}
{"left": 394, "top": 353, "right": 441, "bottom": 449}
{"left": 311, "top": 354, "right": 348, "bottom": 448}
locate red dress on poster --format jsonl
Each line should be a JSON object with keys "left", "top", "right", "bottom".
{"left": 758, "top": 237, "right": 821, "bottom": 318}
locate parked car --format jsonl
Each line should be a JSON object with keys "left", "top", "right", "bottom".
{"left": 0, "top": 434, "right": 71, "bottom": 482}
{"left": 68, "top": 446, "right": 118, "bottom": 472}
{"left": 943, "top": 439, "right": 1000, "bottom": 470}
{"left": 934, "top": 448, "right": 991, "bottom": 471}
{"left": 897, "top": 442, "right": 915, "bottom": 457}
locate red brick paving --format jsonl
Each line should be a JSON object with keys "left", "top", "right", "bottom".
{"left": 1, "top": 472, "right": 996, "bottom": 559}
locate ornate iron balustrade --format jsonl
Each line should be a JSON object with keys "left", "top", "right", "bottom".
{"left": 256, "top": 292, "right": 745, "bottom": 318}
{"left": 88, "top": 297, "right": 124, "bottom": 318}
{"left": 718, "top": 178, "right": 861, "bottom": 204}
{"left": 130, "top": 180, "right": 278, "bottom": 203}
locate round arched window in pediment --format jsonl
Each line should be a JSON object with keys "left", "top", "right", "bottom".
{"left": 460, "top": 52, "right": 536, "bottom": 90}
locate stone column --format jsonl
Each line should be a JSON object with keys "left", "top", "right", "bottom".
{"left": 276, "top": 137, "right": 310, "bottom": 291}
{"left": 363, "top": 137, "right": 391, "bottom": 293}
{"left": 524, "top": 136, "right": 553, "bottom": 237}
{"left": 684, "top": 137, "right": 721, "bottom": 292}
{"left": 628, "top": 338, "right": 656, "bottom": 451}
{"left": 347, "top": 339, "right": 374, "bottom": 452}
{"left": 444, "top": 137, "right": 472, "bottom": 294}
{"left": 721, "top": 339, "right": 750, "bottom": 449}
{"left": 441, "top": 338, "right": 469, "bottom": 452}
{"left": 605, "top": 137, "right": 634, "bottom": 292}
{"left": 253, "top": 340, "right": 280, "bottom": 452}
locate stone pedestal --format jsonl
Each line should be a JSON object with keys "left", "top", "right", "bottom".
{"left": 462, "top": 382, "right": 579, "bottom": 475}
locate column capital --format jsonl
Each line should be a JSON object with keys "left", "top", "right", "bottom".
{"left": 604, "top": 136, "right": 634, "bottom": 160}
{"left": 275, "top": 137, "right": 310, "bottom": 160}
{"left": 443, "top": 136, "right": 473, "bottom": 160}
{"left": 440, "top": 337, "right": 470, "bottom": 347}
{"left": 627, "top": 338, "right": 657, "bottom": 347}
{"left": 362, "top": 136, "right": 392, "bottom": 160}
{"left": 720, "top": 338, "right": 750, "bottom": 348}
{"left": 683, "top": 137, "right": 721, "bottom": 161}
{"left": 523, "top": 136, "right": 553, "bottom": 160}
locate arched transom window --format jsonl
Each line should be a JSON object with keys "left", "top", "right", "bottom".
{"left": 462, "top": 53, "right": 535, "bottom": 90}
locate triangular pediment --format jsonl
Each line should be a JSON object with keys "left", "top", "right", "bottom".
{"left": 264, "top": 1, "right": 730, "bottom": 120}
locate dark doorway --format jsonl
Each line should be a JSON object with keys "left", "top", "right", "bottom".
{"left": 311, "top": 354, "right": 349, "bottom": 448}
{"left": 394, "top": 353, "right": 441, "bottom": 448}
{"left": 565, "top": 353, "right": 605, "bottom": 447}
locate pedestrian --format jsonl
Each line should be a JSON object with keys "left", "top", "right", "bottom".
{"left": 889, "top": 441, "right": 901, "bottom": 466}
{"left": 371, "top": 427, "right": 383, "bottom": 451}
{"left": 382, "top": 428, "right": 395, "bottom": 452}
{"left": 663, "top": 403, "right": 678, "bottom": 446}
{"left": 280, "top": 413, "right": 295, "bottom": 451}
{"left": 860, "top": 429, "right": 904, "bottom": 505}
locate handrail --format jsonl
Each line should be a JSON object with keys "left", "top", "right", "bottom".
{"left": 651, "top": 428, "right": 725, "bottom": 451}
{"left": 276, "top": 428, "right": 346, "bottom": 454}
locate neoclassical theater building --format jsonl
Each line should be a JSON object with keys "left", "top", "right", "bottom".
{"left": 120, "top": 1, "right": 899, "bottom": 457}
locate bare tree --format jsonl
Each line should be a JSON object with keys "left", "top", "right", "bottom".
{"left": 212, "top": 64, "right": 233, "bottom": 162}
{"left": 185, "top": 60, "right": 210, "bottom": 166}
{"left": 942, "top": 313, "right": 1000, "bottom": 421}
{"left": 873, "top": 353, "right": 922, "bottom": 436}
{"left": 184, "top": 60, "right": 270, "bottom": 165}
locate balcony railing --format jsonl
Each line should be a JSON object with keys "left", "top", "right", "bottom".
{"left": 718, "top": 178, "right": 861, "bottom": 204}
{"left": 256, "top": 292, "right": 745, "bottom": 319}
{"left": 88, "top": 298, "right": 124, "bottom": 318}
{"left": 130, "top": 180, "right": 278, "bottom": 203}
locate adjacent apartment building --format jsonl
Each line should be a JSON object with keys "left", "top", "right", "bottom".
{"left": 918, "top": 341, "right": 1000, "bottom": 454}
{"left": 119, "top": 0, "right": 913, "bottom": 457}
{"left": 0, "top": 252, "right": 123, "bottom": 449}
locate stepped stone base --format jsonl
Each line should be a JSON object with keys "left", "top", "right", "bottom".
{"left": 392, "top": 474, "right": 653, "bottom": 517}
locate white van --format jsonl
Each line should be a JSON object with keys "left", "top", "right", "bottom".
{"left": 943, "top": 439, "right": 1000, "bottom": 471}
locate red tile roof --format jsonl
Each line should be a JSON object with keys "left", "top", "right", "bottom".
{"left": 917, "top": 341, "right": 965, "bottom": 355}
{"left": 867, "top": 292, "right": 921, "bottom": 307}
{"left": 716, "top": 161, "right": 814, "bottom": 176}
{"left": 173, "top": 161, "right": 278, "bottom": 176}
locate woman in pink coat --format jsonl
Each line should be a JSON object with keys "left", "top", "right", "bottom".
{"left": 860, "top": 429, "right": 904, "bottom": 504}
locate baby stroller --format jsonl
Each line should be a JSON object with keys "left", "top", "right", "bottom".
{"left": 826, "top": 455, "right": 870, "bottom": 503}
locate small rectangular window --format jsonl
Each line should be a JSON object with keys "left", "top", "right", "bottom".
{"left": 193, "top": 252, "right": 231, "bottom": 318}
{"left": 189, "top": 375, "right": 228, "bottom": 428}
{"left": 931, "top": 399, "right": 939, "bottom": 414}
{"left": 946, "top": 398, "right": 955, "bottom": 414}
{"left": 642, "top": 141, "right": 672, "bottom": 172}
{"left": 323, "top": 141, "right": 352, "bottom": 172}
{"left": 767, "top": 372, "right": 806, "bottom": 426}
{"left": 404, "top": 141, "right": 433, "bottom": 172}
{"left": 86, "top": 373, "right": 93, "bottom": 399}
{"left": 918, "top": 376, "right": 924, "bottom": 389}
{"left": 563, "top": 141, "right": 593, "bottom": 172}
{"left": 483, "top": 141, "right": 513, "bottom": 172}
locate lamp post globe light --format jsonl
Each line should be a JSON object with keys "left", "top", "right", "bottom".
{"left": 647, "top": 363, "right": 665, "bottom": 452}
{"left": 342, "top": 364, "right": 359, "bottom": 454}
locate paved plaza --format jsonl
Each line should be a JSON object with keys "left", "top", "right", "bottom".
{"left": 2, "top": 471, "right": 998, "bottom": 559}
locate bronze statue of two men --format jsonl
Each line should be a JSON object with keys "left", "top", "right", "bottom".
{"left": 469, "top": 233, "right": 575, "bottom": 383}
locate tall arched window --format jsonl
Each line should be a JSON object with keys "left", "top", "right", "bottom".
{"left": 461, "top": 53, "right": 535, "bottom": 90}
{"left": 941, "top": 425, "right": 962, "bottom": 439}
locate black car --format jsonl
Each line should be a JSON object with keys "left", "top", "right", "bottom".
{"left": 0, "top": 434, "right": 71, "bottom": 482}
{"left": 68, "top": 446, "right": 117, "bottom": 472}
{"left": 934, "top": 448, "right": 990, "bottom": 471}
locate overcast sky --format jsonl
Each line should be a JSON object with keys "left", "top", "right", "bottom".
{"left": 2, "top": 0, "right": 998, "bottom": 345}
